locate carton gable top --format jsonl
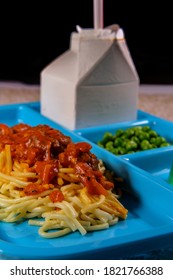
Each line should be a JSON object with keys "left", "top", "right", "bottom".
{"left": 42, "top": 28, "right": 139, "bottom": 87}
{"left": 79, "top": 41, "right": 139, "bottom": 87}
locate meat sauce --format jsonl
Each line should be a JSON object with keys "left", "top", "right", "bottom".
{"left": 0, "top": 124, "right": 114, "bottom": 200}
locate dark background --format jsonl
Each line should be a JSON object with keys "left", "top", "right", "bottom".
{"left": 0, "top": 1, "right": 173, "bottom": 85}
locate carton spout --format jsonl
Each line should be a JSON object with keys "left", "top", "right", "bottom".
{"left": 71, "top": 25, "right": 126, "bottom": 55}
{"left": 71, "top": 26, "right": 116, "bottom": 53}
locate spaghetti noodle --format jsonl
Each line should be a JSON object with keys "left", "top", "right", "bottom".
{"left": 0, "top": 123, "right": 128, "bottom": 238}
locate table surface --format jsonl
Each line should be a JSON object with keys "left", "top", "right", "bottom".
{"left": 0, "top": 83, "right": 173, "bottom": 260}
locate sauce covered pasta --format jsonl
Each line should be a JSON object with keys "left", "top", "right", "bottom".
{"left": 0, "top": 123, "right": 128, "bottom": 238}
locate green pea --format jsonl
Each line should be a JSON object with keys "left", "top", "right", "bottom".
{"left": 131, "top": 136, "right": 140, "bottom": 144}
{"left": 126, "top": 140, "right": 138, "bottom": 151}
{"left": 112, "top": 148, "right": 120, "bottom": 155}
{"left": 125, "top": 128, "right": 135, "bottom": 138}
{"left": 148, "top": 143, "right": 154, "bottom": 149}
{"left": 135, "top": 129, "right": 144, "bottom": 138}
{"left": 150, "top": 144, "right": 157, "bottom": 149}
{"left": 97, "top": 141, "right": 104, "bottom": 148}
{"left": 154, "top": 136, "right": 166, "bottom": 146}
{"left": 149, "top": 130, "right": 158, "bottom": 138}
{"left": 121, "top": 139, "right": 129, "bottom": 148}
{"left": 127, "top": 150, "right": 135, "bottom": 154}
{"left": 117, "top": 147, "right": 127, "bottom": 155}
{"left": 159, "top": 136, "right": 167, "bottom": 143}
{"left": 114, "top": 137, "right": 123, "bottom": 147}
{"left": 134, "top": 126, "right": 142, "bottom": 130}
{"left": 115, "top": 129, "right": 124, "bottom": 137}
{"left": 140, "top": 139, "right": 150, "bottom": 150}
{"left": 101, "top": 132, "right": 114, "bottom": 144}
{"left": 138, "top": 132, "right": 150, "bottom": 141}
{"left": 105, "top": 141, "right": 114, "bottom": 152}
{"left": 121, "top": 132, "right": 128, "bottom": 141}
{"left": 160, "top": 142, "right": 171, "bottom": 147}
{"left": 150, "top": 137, "right": 157, "bottom": 144}
{"left": 142, "top": 126, "right": 150, "bottom": 132}
{"left": 134, "top": 126, "right": 143, "bottom": 134}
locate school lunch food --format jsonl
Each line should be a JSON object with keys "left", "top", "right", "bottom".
{"left": 0, "top": 123, "right": 127, "bottom": 238}
{"left": 98, "top": 125, "right": 171, "bottom": 156}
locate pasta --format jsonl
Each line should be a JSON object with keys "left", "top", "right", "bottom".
{"left": 0, "top": 123, "right": 128, "bottom": 238}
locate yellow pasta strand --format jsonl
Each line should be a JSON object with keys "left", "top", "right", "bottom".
{"left": 0, "top": 144, "right": 128, "bottom": 238}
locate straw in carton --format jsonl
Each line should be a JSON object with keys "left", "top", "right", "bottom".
{"left": 93, "top": 0, "right": 104, "bottom": 29}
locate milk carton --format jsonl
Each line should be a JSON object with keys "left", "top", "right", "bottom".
{"left": 41, "top": 25, "right": 139, "bottom": 130}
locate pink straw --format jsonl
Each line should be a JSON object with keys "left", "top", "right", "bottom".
{"left": 93, "top": 0, "right": 104, "bottom": 29}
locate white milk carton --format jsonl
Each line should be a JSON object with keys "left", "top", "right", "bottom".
{"left": 41, "top": 25, "right": 139, "bottom": 130}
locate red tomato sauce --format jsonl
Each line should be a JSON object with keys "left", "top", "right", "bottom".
{"left": 0, "top": 124, "right": 114, "bottom": 197}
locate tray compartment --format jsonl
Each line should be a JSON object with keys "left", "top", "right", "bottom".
{"left": 123, "top": 146, "right": 173, "bottom": 187}
{"left": 75, "top": 115, "right": 173, "bottom": 157}
{"left": 0, "top": 103, "right": 173, "bottom": 259}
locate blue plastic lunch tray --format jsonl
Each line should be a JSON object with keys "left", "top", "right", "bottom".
{"left": 0, "top": 102, "right": 173, "bottom": 260}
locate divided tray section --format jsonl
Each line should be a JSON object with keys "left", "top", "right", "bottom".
{"left": 75, "top": 111, "right": 173, "bottom": 158}
{"left": 0, "top": 103, "right": 173, "bottom": 259}
{"left": 122, "top": 146, "right": 173, "bottom": 189}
